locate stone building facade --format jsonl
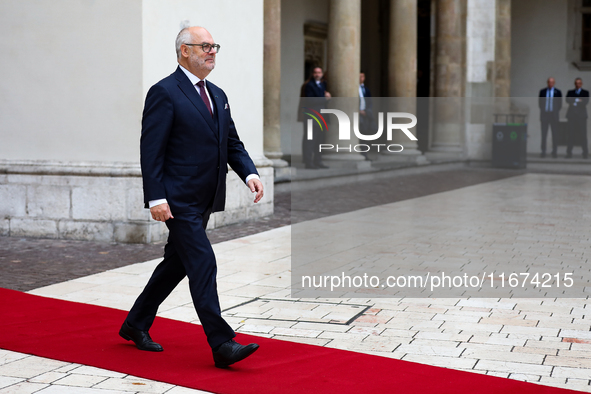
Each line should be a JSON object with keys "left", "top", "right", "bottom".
{"left": 1, "top": 0, "right": 589, "bottom": 242}
{"left": 0, "top": 0, "right": 273, "bottom": 243}
{"left": 275, "top": 0, "right": 591, "bottom": 162}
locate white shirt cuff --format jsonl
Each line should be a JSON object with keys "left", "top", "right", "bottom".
{"left": 149, "top": 175, "right": 258, "bottom": 207}
{"left": 149, "top": 199, "right": 168, "bottom": 208}
{"left": 245, "top": 174, "right": 259, "bottom": 184}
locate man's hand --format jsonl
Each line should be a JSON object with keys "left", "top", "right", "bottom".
{"left": 150, "top": 203, "right": 174, "bottom": 222}
{"left": 359, "top": 110, "right": 366, "bottom": 117}
{"left": 325, "top": 91, "right": 332, "bottom": 99}
{"left": 247, "top": 178, "right": 264, "bottom": 203}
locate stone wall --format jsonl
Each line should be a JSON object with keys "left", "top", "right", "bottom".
{"left": 0, "top": 160, "right": 273, "bottom": 243}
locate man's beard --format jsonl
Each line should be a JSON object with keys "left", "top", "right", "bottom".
{"left": 197, "top": 57, "right": 215, "bottom": 71}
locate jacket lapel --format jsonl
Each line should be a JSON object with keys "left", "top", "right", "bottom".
{"left": 315, "top": 82, "right": 323, "bottom": 96}
{"left": 208, "top": 83, "right": 225, "bottom": 141}
{"left": 174, "top": 68, "right": 218, "bottom": 138}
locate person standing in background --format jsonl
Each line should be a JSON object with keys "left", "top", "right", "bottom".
{"left": 566, "top": 78, "right": 590, "bottom": 159}
{"left": 303, "top": 66, "right": 331, "bottom": 169}
{"left": 358, "top": 72, "right": 374, "bottom": 160}
{"left": 538, "top": 77, "right": 562, "bottom": 158}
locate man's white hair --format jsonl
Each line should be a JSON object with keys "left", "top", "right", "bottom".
{"left": 175, "top": 27, "right": 193, "bottom": 59}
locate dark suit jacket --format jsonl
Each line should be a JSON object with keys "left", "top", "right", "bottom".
{"left": 360, "top": 84, "right": 372, "bottom": 112}
{"left": 305, "top": 79, "right": 327, "bottom": 98}
{"left": 140, "top": 67, "right": 258, "bottom": 214}
{"left": 360, "top": 84, "right": 371, "bottom": 98}
{"left": 303, "top": 79, "right": 328, "bottom": 116}
{"left": 566, "top": 88, "right": 590, "bottom": 119}
{"left": 538, "top": 87, "right": 562, "bottom": 120}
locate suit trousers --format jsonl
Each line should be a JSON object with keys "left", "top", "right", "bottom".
{"left": 540, "top": 113, "right": 559, "bottom": 154}
{"left": 302, "top": 121, "right": 324, "bottom": 166}
{"left": 126, "top": 208, "right": 235, "bottom": 350}
{"left": 567, "top": 117, "right": 589, "bottom": 156}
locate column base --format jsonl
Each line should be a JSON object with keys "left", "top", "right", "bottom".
{"left": 264, "top": 150, "right": 285, "bottom": 161}
{"left": 377, "top": 150, "right": 430, "bottom": 165}
{"left": 429, "top": 145, "right": 463, "bottom": 152}
{"left": 424, "top": 150, "right": 465, "bottom": 163}
{"left": 322, "top": 152, "right": 371, "bottom": 170}
{"left": 322, "top": 152, "right": 366, "bottom": 161}
{"left": 270, "top": 158, "right": 292, "bottom": 183}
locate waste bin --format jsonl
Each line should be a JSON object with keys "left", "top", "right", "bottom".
{"left": 492, "top": 114, "right": 527, "bottom": 169}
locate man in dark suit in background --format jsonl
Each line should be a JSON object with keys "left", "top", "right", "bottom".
{"left": 538, "top": 77, "right": 562, "bottom": 158}
{"left": 303, "top": 66, "right": 331, "bottom": 169}
{"left": 119, "top": 26, "right": 263, "bottom": 368}
{"left": 566, "top": 77, "right": 590, "bottom": 158}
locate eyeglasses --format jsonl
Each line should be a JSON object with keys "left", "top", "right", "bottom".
{"left": 184, "top": 43, "right": 221, "bottom": 53}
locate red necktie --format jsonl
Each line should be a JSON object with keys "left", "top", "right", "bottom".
{"left": 196, "top": 81, "right": 212, "bottom": 117}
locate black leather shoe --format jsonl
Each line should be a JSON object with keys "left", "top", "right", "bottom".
{"left": 315, "top": 162, "right": 329, "bottom": 169}
{"left": 304, "top": 163, "right": 318, "bottom": 169}
{"left": 212, "top": 339, "right": 259, "bottom": 368}
{"left": 552, "top": 152, "right": 557, "bottom": 158}
{"left": 540, "top": 152, "right": 546, "bottom": 158}
{"left": 119, "top": 321, "right": 163, "bottom": 352}
{"left": 566, "top": 153, "right": 572, "bottom": 158}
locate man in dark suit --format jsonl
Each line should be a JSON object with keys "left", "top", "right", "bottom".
{"left": 303, "top": 66, "right": 331, "bottom": 169}
{"left": 538, "top": 77, "right": 562, "bottom": 158}
{"left": 119, "top": 26, "right": 263, "bottom": 368}
{"left": 566, "top": 77, "right": 590, "bottom": 158}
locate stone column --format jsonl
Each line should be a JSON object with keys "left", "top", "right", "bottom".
{"left": 323, "top": 0, "right": 366, "bottom": 164}
{"left": 389, "top": 0, "right": 417, "bottom": 98}
{"left": 494, "top": 0, "right": 511, "bottom": 98}
{"left": 263, "top": 0, "right": 288, "bottom": 175}
{"left": 430, "top": 0, "right": 465, "bottom": 153}
{"left": 435, "top": 0, "right": 464, "bottom": 97}
{"left": 387, "top": 0, "right": 425, "bottom": 162}
{"left": 327, "top": 0, "right": 361, "bottom": 98}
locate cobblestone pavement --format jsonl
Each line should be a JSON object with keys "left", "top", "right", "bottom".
{"left": 290, "top": 164, "right": 524, "bottom": 223}
{"left": 0, "top": 165, "right": 524, "bottom": 292}
{"left": 0, "top": 192, "right": 291, "bottom": 292}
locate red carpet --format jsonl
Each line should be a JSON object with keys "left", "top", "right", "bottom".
{"left": 0, "top": 288, "right": 584, "bottom": 394}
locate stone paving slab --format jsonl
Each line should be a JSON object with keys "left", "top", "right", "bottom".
{"left": 0, "top": 350, "right": 213, "bottom": 394}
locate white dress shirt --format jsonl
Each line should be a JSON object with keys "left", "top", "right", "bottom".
{"left": 179, "top": 65, "right": 215, "bottom": 114}
{"left": 359, "top": 84, "right": 366, "bottom": 111}
{"left": 545, "top": 87, "right": 554, "bottom": 112}
{"left": 574, "top": 89, "right": 582, "bottom": 106}
{"left": 148, "top": 65, "right": 259, "bottom": 209}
